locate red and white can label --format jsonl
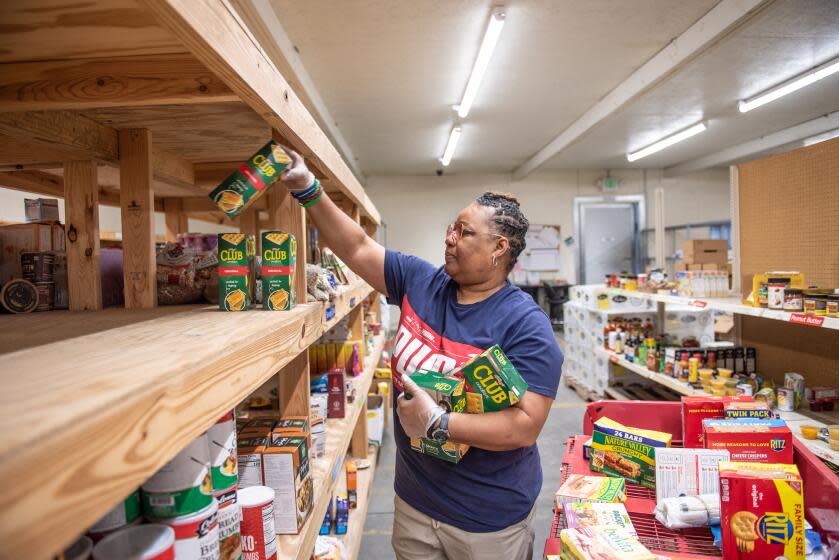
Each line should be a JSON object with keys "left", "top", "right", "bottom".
{"left": 240, "top": 499, "right": 277, "bottom": 560}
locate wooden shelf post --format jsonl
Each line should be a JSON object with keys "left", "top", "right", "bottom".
{"left": 278, "top": 352, "right": 310, "bottom": 418}
{"left": 63, "top": 160, "right": 102, "bottom": 311}
{"left": 163, "top": 198, "right": 188, "bottom": 242}
{"left": 351, "top": 400, "right": 369, "bottom": 459}
{"left": 119, "top": 129, "right": 157, "bottom": 309}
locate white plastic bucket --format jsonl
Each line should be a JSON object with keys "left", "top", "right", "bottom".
{"left": 92, "top": 524, "right": 175, "bottom": 560}
{"left": 152, "top": 498, "right": 220, "bottom": 560}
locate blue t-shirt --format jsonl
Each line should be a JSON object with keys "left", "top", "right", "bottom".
{"left": 384, "top": 249, "right": 563, "bottom": 533}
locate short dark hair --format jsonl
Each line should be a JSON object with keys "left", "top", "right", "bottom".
{"left": 475, "top": 191, "right": 529, "bottom": 270}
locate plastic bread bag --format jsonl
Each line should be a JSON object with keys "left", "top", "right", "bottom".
{"left": 156, "top": 242, "right": 196, "bottom": 287}
{"left": 654, "top": 494, "right": 720, "bottom": 529}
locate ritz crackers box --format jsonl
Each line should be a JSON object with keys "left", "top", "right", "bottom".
{"left": 218, "top": 233, "right": 254, "bottom": 311}
{"left": 261, "top": 231, "right": 297, "bottom": 310}
{"left": 590, "top": 417, "right": 672, "bottom": 489}
{"left": 719, "top": 462, "right": 804, "bottom": 559}
{"left": 458, "top": 345, "right": 528, "bottom": 414}
{"left": 703, "top": 418, "right": 793, "bottom": 464}
{"left": 408, "top": 370, "right": 469, "bottom": 463}
{"left": 682, "top": 395, "right": 755, "bottom": 448}
{"left": 210, "top": 141, "right": 292, "bottom": 218}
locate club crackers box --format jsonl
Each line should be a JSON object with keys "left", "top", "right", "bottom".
{"left": 703, "top": 418, "right": 793, "bottom": 464}
{"left": 407, "top": 370, "right": 469, "bottom": 463}
{"left": 457, "top": 345, "right": 528, "bottom": 413}
{"left": 719, "top": 461, "right": 804, "bottom": 559}
{"left": 261, "top": 231, "right": 297, "bottom": 310}
{"left": 209, "top": 140, "right": 292, "bottom": 218}
{"left": 218, "top": 233, "right": 254, "bottom": 311}
{"left": 590, "top": 417, "right": 672, "bottom": 489}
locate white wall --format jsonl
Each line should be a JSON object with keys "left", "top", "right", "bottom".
{"left": 366, "top": 167, "right": 730, "bottom": 283}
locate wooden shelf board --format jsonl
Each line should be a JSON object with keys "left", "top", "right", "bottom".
{"left": 341, "top": 446, "right": 379, "bottom": 560}
{"left": 0, "top": 280, "right": 373, "bottom": 559}
{"left": 277, "top": 334, "right": 385, "bottom": 560}
{"left": 596, "top": 346, "right": 702, "bottom": 397}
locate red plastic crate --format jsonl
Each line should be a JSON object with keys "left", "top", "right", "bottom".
{"left": 543, "top": 400, "right": 839, "bottom": 559}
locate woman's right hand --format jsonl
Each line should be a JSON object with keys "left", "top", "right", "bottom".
{"left": 279, "top": 146, "right": 315, "bottom": 193}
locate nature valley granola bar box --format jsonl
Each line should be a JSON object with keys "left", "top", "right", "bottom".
{"left": 261, "top": 231, "right": 296, "bottom": 310}
{"left": 218, "top": 233, "right": 253, "bottom": 311}
{"left": 590, "top": 417, "right": 672, "bottom": 489}
{"left": 458, "top": 345, "right": 528, "bottom": 413}
{"left": 209, "top": 141, "right": 291, "bottom": 218}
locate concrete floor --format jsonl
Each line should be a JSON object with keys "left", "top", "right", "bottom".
{"left": 359, "top": 337, "right": 585, "bottom": 560}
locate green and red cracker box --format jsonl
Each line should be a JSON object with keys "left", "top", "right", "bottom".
{"left": 260, "top": 231, "right": 297, "bottom": 310}
{"left": 457, "top": 345, "right": 528, "bottom": 413}
{"left": 703, "top": 418, "right": 793, "bottom": 464}
{"left": 218, "top": 233, "right": 254, "bottom": 311}
{"left": 209, "top": 141, "right": 292, "bottom": 218}
{"left": 407, "top": 370, "right": 469, "bottom": 463}
{"left": 719, "top": 461, "right": 804, "bottom": 559}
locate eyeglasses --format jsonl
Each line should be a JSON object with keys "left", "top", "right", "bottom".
{"left": 446, "top": 221, "right": 507, "bottom": 243}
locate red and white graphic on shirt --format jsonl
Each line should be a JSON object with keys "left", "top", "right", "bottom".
{"left": 391, "top": 298, "right": 481, "bottom": 393}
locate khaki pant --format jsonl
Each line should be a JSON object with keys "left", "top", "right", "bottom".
{"left": 391, "top": 495, "right": 535, "bottom": 560}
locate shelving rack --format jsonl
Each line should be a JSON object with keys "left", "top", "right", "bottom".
{"left": 0, "top": 1, "right": 383, "bottom": 558}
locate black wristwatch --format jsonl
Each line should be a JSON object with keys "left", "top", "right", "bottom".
{"left": 429, "top": 413, "right": 451, "bottom": 443}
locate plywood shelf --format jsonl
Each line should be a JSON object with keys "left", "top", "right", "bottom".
{"left": 0, "top": 280, "right": 373, "bottom": 559}
{"left": 277, "top": 333, "right": 385, "bottom": 560}
{"left": 341, "top": 446, "right": 380, "bottom": 560}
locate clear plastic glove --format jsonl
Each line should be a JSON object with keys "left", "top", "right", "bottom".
{"left": 278, "top": 146, "right": 315, "bottom": 193}
{"left": 397, "top": 375, "right": 445, "bottom": 439}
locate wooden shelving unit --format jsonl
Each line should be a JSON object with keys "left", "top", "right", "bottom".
{"left": 0, "top": 1, "right": 385, "bottom": 558}
{"left": 341, "top": 446, "right": 380, "bottom": 559}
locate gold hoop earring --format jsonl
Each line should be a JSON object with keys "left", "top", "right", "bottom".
{"left": 492, "top": 255, "right": 498, "bottom": 267}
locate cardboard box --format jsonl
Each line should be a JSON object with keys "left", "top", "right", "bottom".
{"left": 236, "top": 435, "right": 268, "bottom": 488}
{"left": 563, "top": 502, "right": 636, "bottom": 536}
{"left": 719, "top": 462, "right": 804, "bottom": 559}
{"left": 239, "top": 419, "right": 276, "bottom": 438}
{"left": 217, "top": 233, "right": 253, "bottom": 311}
{"left": 702, "top": 263, "right": 723, "bottom": 271}
{"left": 688, "top": 263, "right": 704, "bottom": 271}
{"left": 554, "top": 474, "right": 626, "bottom": 507}
{"left": 24, "top": 198, "right": 60, "bottom": 223}
{"left": 457, "top": 345, "right": 528, "bottom": 413}
{"left": 328, "top": 368, "right": 345, "bottom": 419}
{"left": 0, "top": 223, "right": 65, "bottom": 284}
{"left": 560, "top": 526, "right": 655, "bottom": 560}
{"left": 675, "top": 262, "right": 688, "bottom": 272}
{"left": 409, "top": 370, "right": 467, "bottom": 414}
{"left": 409, "top": 437, "right": 469, "bottom": 463}
{"left": 263, "top": 436, "right": 314, "bottom": 534}
{"left": 260, "top": 231, "right": 296, "bottom": 310}
{"left": 271, "top": 416, "right": 310, "bottom": 446}
{"left": 682, "top": 240, "right": 728, "bottom": 265}
{"left": 703, "top": 419, "right": 793, "bottom": 463}
{"left": 682, "top": 396, "right": 725, "bottom": 448}
{"left": 590, "top": 417, "right": 671, "bottom": 489}
{"left": 367, "top": 394, "right": 385, "bottom": 447}
{"left": 654, "top": 448, "right": 730, "bottom": 502}
{"left": 209, "top": 141, "right": 291, "bottom": 218}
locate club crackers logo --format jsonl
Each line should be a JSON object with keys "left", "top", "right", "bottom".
{"left": 757, "top": 513, "right": 793, "bottom": 544}
{"left": 771, "top": 438, "right": 787, "bottom": 452}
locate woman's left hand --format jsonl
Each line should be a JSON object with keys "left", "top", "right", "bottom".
{"left": 397, "top": 375, "right": 445, "bottom": 439}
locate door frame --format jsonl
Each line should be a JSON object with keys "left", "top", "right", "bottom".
{"left": 574, "top": 195, "right": 646, "bottom": 284}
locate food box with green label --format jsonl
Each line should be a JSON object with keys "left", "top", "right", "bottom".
{"left": 589, "top": 417, "right": 672, "bottom": 489}
{"left": 261, "top": 231, "right": 297, "bottom": 310}
{"left": 217, "top": 233, "right": 254, "bottom": 311}
{"left": 407, "top": 370, "right": 469, "bottom": 463}
{"left": 409, "top": 436, "right": 470, "bottom": 464}
{"left": 458, "top": 345, "right": 528, "bottom": 413}
{"left": 209, "top": 141, "right": 292, "bottom": 218}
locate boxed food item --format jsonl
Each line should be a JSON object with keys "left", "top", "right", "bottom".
{"left": 263, "top": 436, "right": 314, "bottom": 534}
{"left": 554, "top": 475, "right": 626, "bottom": 508}
{"left": 409, "top": 437, "right": 469, "bottom": 464}
{"left": 261, "top": 231, "right": 297, "bottom": 310}
{"left": 0, "top": 223, "right": 65, "bottom": 284}
{"left": 724, "top": 401, "right": 773, "bottom": 419}
{"left": 217, "top": 233, "right": 253, "bottom": 311}
{"left": 590, "top": 417, "right": 672, "bottom": 489}
{"left": 239, "top": 419, "right": 277, "bottom": 438}
{"left": 719, "top": 462, "right": 804, "bottom": 559}
{"left": 682, "top": 240, "right": 728, "bottom": 264}
{"left": 271, "top": 416, "right": 310, "bottom": 445}
{"left": 408, "top": 370, "right": 467, "bottom": 414}
{"left": 560, "top": 526, "right": 656, "bottom": 560}
{"left": 24, "top": 198, "right": 60, "bottom": 223}
{"left": 703, "top": 419, "right": 793, "bottom": 464}
{"left": 654, "top": 448, "right": 730, "bottom": 502}
{"left": 209, "top": 141, "right": 291, "bottom": 218}
{"left": 749, "top": 272, "right": 806, "bottom": 308}
{"left": 328, "top": 368, "right": 346, "bottom": 419}
{"left": 563, "top": 502, "right": 636, "bottom": 536}
{"left": 236, "top": 436, "right": 268, "bottom": 488}
{"left": 457, "top": 345, "right": 528, "bottom": 413}
{"left": 682, "top": 396, "right": 725, "bottom": 448}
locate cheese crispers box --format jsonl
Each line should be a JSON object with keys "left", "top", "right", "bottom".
{"left": 703, "top": 418, "right": 793, "bottom": 464}
{"left": 263, "top": 436, "right": 314, "bottom": 534}
{"left": 407, "top": 370, "right": 469, "bottom": 462}
{"left": 719, "top": 462, "right": 804, "bottom": 559}
{"left": 218, "top": 233, "right": 254, "bottom": 311}
{"left": 209, "top": 140, "right": 291, "bottom": 218}
{"left": 261, "top": 231, "right": 296, "bottom": 310}
{"left": 590, "top": 417, "right": 672, "bottom": 489}
{"left": 457, "top": 345, "right": 528, "bottom": 413}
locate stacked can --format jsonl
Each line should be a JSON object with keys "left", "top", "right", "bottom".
{"left": 209, "top": 411, "right": 242, "bottom": 560}
{"left": 92, "top": 525, "right": 176, "bottom": 560}
{"left": 88, "top": 490, "right": 142, "bottom": 541}
{"left": 20, "top": 251, "right": 55, "bottom": 311}
{"left": 238, "top": 486, "right": 277, "bottom": 560}
{"left": 142, "top": 433, "right": 220, "bottom": 559}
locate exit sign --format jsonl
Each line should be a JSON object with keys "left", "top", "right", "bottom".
{"left": 601, "top": 177, "right": 619, "bottom": 192}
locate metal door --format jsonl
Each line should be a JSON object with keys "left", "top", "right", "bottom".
{"left": 575, "top": 197, "right": 643, "bottom": 284}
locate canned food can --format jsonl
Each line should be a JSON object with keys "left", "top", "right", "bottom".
{"left": 62, "top": 535, "right": 93, "bottom": 560}
{"left": 142, "top": 434, "right": 213, "bottom": 518}
{"left": 215, "top": 488, "right": 242, "bottom": 560}
{"left": 777, "top": 388, "right": 795, "bottom": 412}
{"left": 239, "top": 486, "right": 277, "bottom": 560}
{"left": 736, "top": 383, "right": 754, "bottom": 396}
{"left": 93, "top": 524, "right": 176, "bottom": 560}
{"left": 89, "top": 490, "right": 142, "bottom": 536}
{"left": 209, "top": 411, "right": 238, "bottom": 492}
{"left": 151, "top": 499, "right": 220, "bottom": 560}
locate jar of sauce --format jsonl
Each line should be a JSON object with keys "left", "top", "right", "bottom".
{"left": 767, "top": 278, "right": 790, "bottom": 310}
{"left": 783, "top": 288, "right": 803, "bottom": 312}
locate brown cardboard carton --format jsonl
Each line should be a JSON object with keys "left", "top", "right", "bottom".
{"left": 0, "top": 223, "right": 65, "bottom": 284}
{"left": 262, "top": 436, "right": 313, "bottom": 534}
{"left": 682, "top": 240, "right": 727, "bottom": 265}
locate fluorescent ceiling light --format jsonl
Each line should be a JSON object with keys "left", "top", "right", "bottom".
{"left": 803, "top": 127, "right": 839, "bottom": 147}
{"left": 739, "top": 57, "right": 839, "bottom": 113}
{"left": 455, "top": 9, "right": 505, "bottom": 119}
{"left": 440, "top": 126, "right": 462, "bottom": 166}
{"left": 626, "top": 122, "right": 707, "bottom": 162}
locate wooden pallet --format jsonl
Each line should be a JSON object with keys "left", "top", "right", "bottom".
{"left": 563, "top": 375, "right": 604, "bottom": 402}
